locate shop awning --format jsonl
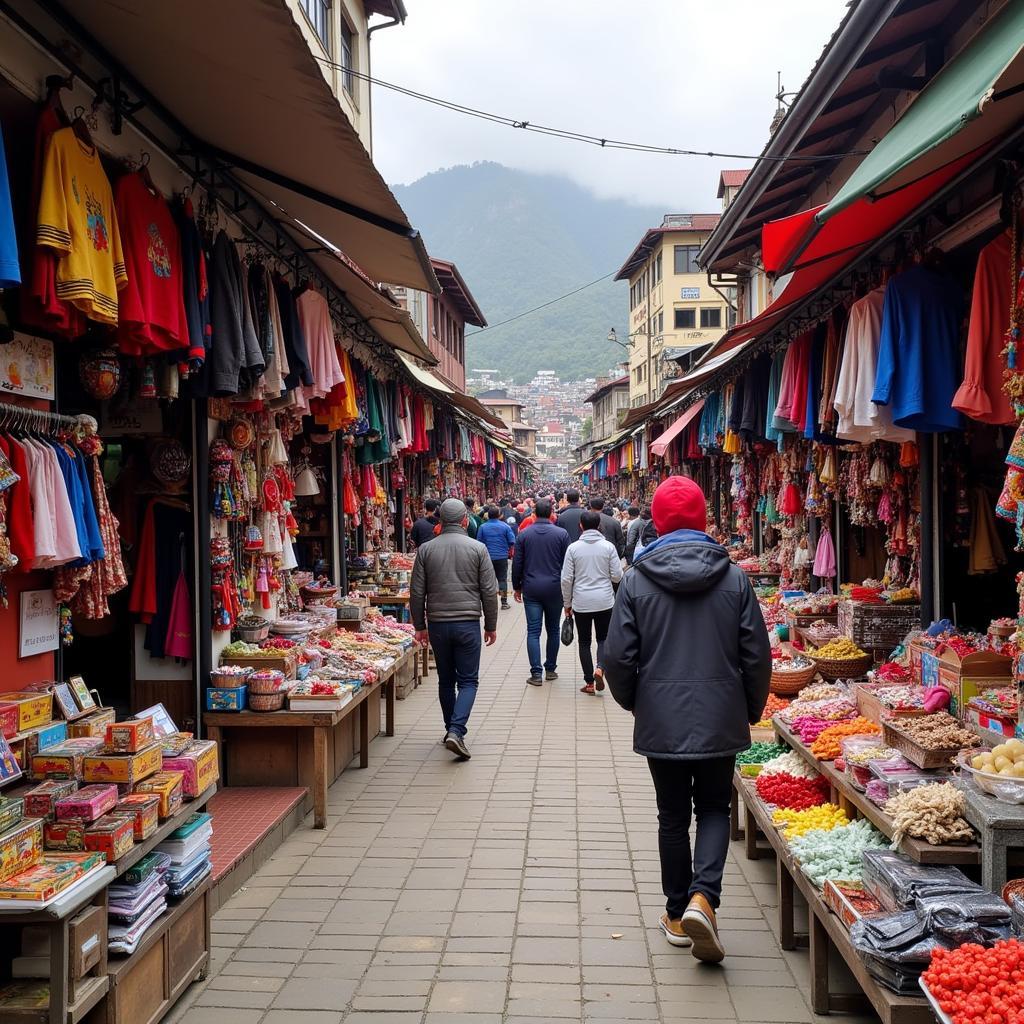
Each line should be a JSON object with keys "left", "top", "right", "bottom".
{"left": 395, "top": 353, "right": 506, "bottom": 429}
{"left": 54, "top": 0, "right": 438, "bottom": 294}
{"left": 819, "top": 0, "right": 1024, "bottom": 224}
{"left": 650, "top": 401, "right": 705, "bottom": 458}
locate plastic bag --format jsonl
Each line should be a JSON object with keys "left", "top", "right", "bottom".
{"left": 560, "top": 614, "right": 574, "bottom": 647}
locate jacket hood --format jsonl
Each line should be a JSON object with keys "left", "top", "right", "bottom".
{"left": 634, "top": 530, "right": 730, "bottom": 594}
{"left": 579, "top": 529, "right": 604, "bottom": 544}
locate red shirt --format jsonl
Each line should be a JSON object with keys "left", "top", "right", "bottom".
{"left": 115, "top": 172, "right": 189, "bottom": 355}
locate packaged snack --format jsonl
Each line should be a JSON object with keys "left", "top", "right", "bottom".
{"left": 82, "top": 742, "right": 162, "bottom": 785}
{"left": 105, "top": 717, "right": 155, "bottom": 754}
{"left": 161, "top": 740, "right": 219, "bottom": 798}
{"left": 84, "top": 814, "right": 134, "bottom": 862}
{"left": 113, "top": 794, "right": 159, "bottom": 840}
{"left": 0, "top": 692, "right": 52, "bottom": 732}
{"left": 43, "top": 819, "right": 87, "bottom": 852}
{"left": 0, "top": 818, "right": 44, "bottom": 883}
{"left": 133, "top": 771, "right": 184, "bottom": 818}
{"left": 54, "top": 784, "right": 118, "bottom": 823}
{"left": 23, "top": 780, "right": 78, "bottom": 820}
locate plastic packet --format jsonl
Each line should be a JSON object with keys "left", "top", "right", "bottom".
{"left": 861, "top": 850, "right": 979, "bottom": 910}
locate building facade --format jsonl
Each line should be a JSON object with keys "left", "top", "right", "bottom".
{"left": 575, "top": 375, "right": 629, "bottom": 465}
{"left": 477, "top": 392, "right": 538, "bottom": 456}
{"left": 615, "top": 214, "right": 730, "bottom": 408}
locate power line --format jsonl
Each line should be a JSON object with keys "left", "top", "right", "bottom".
{"left": 315, "top": 57, "right": 869, "bottom": 163}
{"left": 465, "top": 272, "right": 618, "bottom": 337}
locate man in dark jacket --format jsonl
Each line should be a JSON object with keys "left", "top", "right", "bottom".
{"left": 512, "top": 498, "right": 569, "bottom": 686}
{"left": 590, "top": 497, "right": 625, "bottom": 558}
{"left": 411, "top": 499, "right": 498, "bottom": 760}
{"left": 557, "top": 490, "right": 585, "bottom": 542}
{"left": 409, "top": 498, "right": 440, "bottom": 548}
{"left": 624, "top": 506, "right": 643, "bottom": 564}
{"left": 604, "top": 476, "right": 771, "bottom": 963}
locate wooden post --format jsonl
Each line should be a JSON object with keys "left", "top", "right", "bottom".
{"left": 359, "top": 697, "right": 370, "bottom": 768}
{"left": 313, "top": 726, "right": 327, "bottom": 829}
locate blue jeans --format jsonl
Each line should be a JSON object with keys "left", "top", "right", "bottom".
{"left": 524, "top": 596, "right": 562, "bottom": 677}
{"left": 428, "top": 621, "right": 481, "bottom": 738}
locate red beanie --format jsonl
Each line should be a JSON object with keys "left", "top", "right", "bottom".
{"left": 651, "top": 476, "right": 707, "bottom": 535}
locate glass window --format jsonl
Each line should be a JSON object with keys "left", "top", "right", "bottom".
{"left": 700, "top": 307, "right": 722, "bottom": 329}
{"left": 301, "top": 0, "right": 331, "bottom": 52}
{"left": 673, "top": 245, "right": 700, "bottom": 275}
{"left": 658, "top": 311, "right": 664, "bottom": 334}
{"left": 674, "top": 308, "right": 695, "bottom": 329}
{"left": 340, "top": 17, "right": 355, "bottom": 95}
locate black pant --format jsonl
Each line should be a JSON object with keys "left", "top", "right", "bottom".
{"left": 491, "top": 558, "right": 508, "bottom": 592}
{"left": 647, "top": 755, "right": 735, "bottom": 917}
{"left": 574, "top": 608, "right": 611, "bottom": 683}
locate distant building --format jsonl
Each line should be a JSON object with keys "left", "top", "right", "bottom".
{"left": 576, "top": 374, "right": 629, "bottom": 464}
{"left": 536, "top": 420, "right": 567, "bottom": 457}
{"left": 478, "top": 392, "right": 537, "bottom": 456}
{"left": 615, "top": 213, "right": 732, "bottom": 408}
{"left": 717, "top": 169, "right": 751, "bottom": 211}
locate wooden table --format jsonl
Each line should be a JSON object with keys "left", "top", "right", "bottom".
{"left": 205, "top": 668, "right": 397, "bottom": 829}
{"left": 369, "top": 594, "right": 410, "bottom": 622}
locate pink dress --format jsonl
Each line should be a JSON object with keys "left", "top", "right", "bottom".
{"left": 296, "top": 290, "right": 345, "bottom": 402}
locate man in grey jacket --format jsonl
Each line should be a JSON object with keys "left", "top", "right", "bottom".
{"left": 411, "top": 499, "right": 498, "bottom": 760}
{"left": 604, "top": 476, "right": 771, "bottom": 963}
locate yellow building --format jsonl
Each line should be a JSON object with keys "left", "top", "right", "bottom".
{"left": 615, "top": 214, "right": 730, "bottom": 408}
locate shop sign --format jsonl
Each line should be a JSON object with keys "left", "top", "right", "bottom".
{"left": 19, "top": 589, "right": 59, "bottom": 658}
{"left": 680, "top": 287, "right": 700, "bottom": 300}
{"left": 0, "top": 333, "right": 55, "bottom": 400}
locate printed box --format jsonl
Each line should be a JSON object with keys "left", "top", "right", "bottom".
{"left": 23, "top": 780, "right": 78, "bottom": 820}
{"left": 162, "top": 739, "right": 219, "bottom": 799}
{"left": 55, "top": 784, "right": 118, "bottom": 823}
{"left": 67, "top": 707, "right": 115, "bottom": 739}
{"left": 0, "top": 692, "right": 52, "bottom": 732}
{"left": 82, "top": 741, "right": 161, "bottom": 786}
{"left": 205, "top": 686, "right": 246, "bottom": 712}
{"left": 0, "top": 796, "right": 23, "bottom": 834}
{"left": 113, "top": 794, "right": 159, "bottom": 841}
{"left": 31, "top": 737, "right": 105, "bottom": 780}
{"left": 0, "top": 818, "right": 44, "bottom": 884}
{"left": 0, "top": 703, "right": 18, "bottom": 739}
{"left": 0, "top": 852, "right": 104, "bottom": 902}
{"left": 44, "top": 819, "right": 87, "bottom": 852}
{"left": 84, "top": 814, "right": 134, "bottom": 863}
{"left": 159, "top": 732, "right": 194, "bottom": 756}
{"left": 105, "top": 716, "right": 155, "bottom": 754}
{"left": 132, "top": 770, "right": 184, "bottom": 818}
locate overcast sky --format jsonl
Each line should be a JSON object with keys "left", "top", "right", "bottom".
{"left": 370, "top": 0, "right": 851, "bottom": 210}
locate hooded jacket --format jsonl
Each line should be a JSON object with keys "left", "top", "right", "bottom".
{"left": 561, "top": 530, "right": 622, "bottom": 613}
{"left": 410, "top": 524, "right": 498, "bottom": 631}
{"left": 603, "top": 530, "right": 771, "bottom": 760}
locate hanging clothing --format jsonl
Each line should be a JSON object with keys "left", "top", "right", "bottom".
{"left": 765, "top": 349, "right": 786, "bottom": 448}
{"left": 953, "top": 230, "right": 1016, "bottom": 425}
{"left": 833, "top": 288, "right": 915, "bottom": 443}
{"left": 0, "top": 437, "right": 33, "bottom": 570}
{"left": 0, "top": 121, "right": 19, "bottom": 287}
{"left": 172, "top": 197, "right": 209, "bottom": 367}
{"left": 296, "top": 289, "right": 345, "bottom": 400}
{"left": 968, "top": 487, "right": 1006, "bottom": 574}
{"left": 206, "top": 231, "right": 264, "bottom": 396}
{"left": 274, "top": 275, "right": 313, "bottom": 392}
{"left": 812, "top": 526, "right": 836, "bottom": 579}
{"left": 70, "top": 452, "right": 128, "bottom": 618}
{"left": 818, "top": 311, "right": 842, "bottom": 432}
{"left": 26, "top": 438, "right": 81, "bottom": 568}
{"left": 872, "top": 265, "right": 963, "bottom": 433}
{"left": 36, "top": 127, "right": 127, "bottom": 324}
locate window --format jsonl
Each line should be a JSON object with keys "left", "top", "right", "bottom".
{"left": 674, "top": 308, "right": 695, "bottom": 329}
{"left": 340, "top": 17, "right": 355, "bottom": 95}
{"left": 674, "top": 245, "right": 700, "bottom": 275}
{"left": 301, "top": 0, "right": 331, "bottom": 50}
{"left": 431, "top": 297, "right": 440, "bottom": 338}
{"left": 658, "top": 311, "right": 664, "bottom": 334}
{"left": 653, "top": 252, "right": 662, "bottom": 285}
{"left": 700, "top": 307, "right": 722, "bottom": 329}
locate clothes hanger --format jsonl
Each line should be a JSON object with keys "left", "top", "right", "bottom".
{"left": 137, "top": 151, "right": 157, "bottom": 195}
{"left": 70, "top": 96, "right": 100, "bottom": 150}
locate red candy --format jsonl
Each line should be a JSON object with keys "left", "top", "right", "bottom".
{"left": 923, "top": 940, "right": 1024, "bottom": 1024}
{"left": 755, "top": 771, "right": 831, "bottom": 810}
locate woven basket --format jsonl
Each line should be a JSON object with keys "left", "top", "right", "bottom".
{"left": 882, "top": 720, "right": 964, "bottom": 770}
{"left": 301, "top": 583, "right": 338, "bottom": 607}
{"left": 770, "top": 662, "right": 817, "bottom": 695}
{"left": 248, "top": 691, "right": 286, "bottom": 712}
{"left": 810, "top": 652, "right": 873, "bottom": 681}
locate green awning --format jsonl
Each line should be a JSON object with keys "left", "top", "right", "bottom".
{"left": 819, "top": 0, "right": 1024, "bottom": 223}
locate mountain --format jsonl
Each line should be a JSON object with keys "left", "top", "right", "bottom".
{"left": 393, "top": 163, "right": 664, "bottom": 383}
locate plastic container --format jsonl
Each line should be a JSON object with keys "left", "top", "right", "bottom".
{"left": 956, "top": 749, "right": 1024, "bottom": 804}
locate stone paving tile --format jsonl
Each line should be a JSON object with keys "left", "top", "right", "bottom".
{"left": 169, "top": 603, "right": 864, "bottom": 1024}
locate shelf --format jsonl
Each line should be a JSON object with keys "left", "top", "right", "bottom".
{"left": 111, "top": 785, "right": 217, "bottom": 877}
{"left": 0, "top": 867, "right": 115, "bottom": 924}
{"left": 0, "top": 974, "right": 110, "bottom": 1024}
{"left": 773, "top": 719, "right": 981, "bottom": 865}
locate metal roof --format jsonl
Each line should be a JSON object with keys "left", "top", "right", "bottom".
{"left": 430, "top": 258, "right": 487, "bottom": 328}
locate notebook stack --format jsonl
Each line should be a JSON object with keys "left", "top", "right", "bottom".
{"left": 106, "top": 851, "right": 171, "bottom": 955}
{"left": 156, "top": 812, "right": 212, "bottom": 901}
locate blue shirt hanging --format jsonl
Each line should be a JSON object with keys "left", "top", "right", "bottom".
{"left": 0, "top": 123, "right": 20, "bottom": 288}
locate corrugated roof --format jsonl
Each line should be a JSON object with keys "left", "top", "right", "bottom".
{"left": 718, "top": 170, "right": 751, "bottom": 194}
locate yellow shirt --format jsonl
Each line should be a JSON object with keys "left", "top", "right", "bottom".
{"left": 36, "top": 128, "right": 127, "bottom": 325}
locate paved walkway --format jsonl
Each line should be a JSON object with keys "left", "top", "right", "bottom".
{"left": 171, "top": 603, "right": 878, "bottom": 1024}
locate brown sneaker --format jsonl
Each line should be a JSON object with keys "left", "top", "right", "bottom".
{"left": 682, "top": 893, "right": 725, "bottom": 963}
{"left": 658, "top": 913, "right": 692, "bottom": 948}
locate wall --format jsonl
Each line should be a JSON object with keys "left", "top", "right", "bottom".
{"left": 425, "top": 291, "right": 466, "bottom": 392}
{"left": 1, "top": 572, "right": 56, "bottom": 689}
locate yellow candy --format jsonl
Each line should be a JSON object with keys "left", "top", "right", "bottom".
{"left": 772, "top": 803, "right": 849, "bottom": 840}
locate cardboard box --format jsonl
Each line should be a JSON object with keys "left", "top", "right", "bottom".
{"left": 0, "top": 703, "right": 18, "bottom": 739}
{"left": 31, "top": 737, "right": 105, "bottom": 780}
{"left": 84, "top": 814, "right": 134, "bottom": 863}
{"left": 114, "top": 794, "right": 159, "bottom": 841}
{"left": 162, "top": 739, "right": 219, "bottom": 799}
{"left": 54, "top": 785, "right": 118, "bottom": 823}
{"left": 23, "top": 780, "right": 78, "bottom": 820}
{"left": 43, "top": 819, "right": 86, "bottom": 852}
{"left": 28, "top": 720, "right": 68, "bottom": 756}
{"left": 0, "top": 818, "right": 44, "bottom": 883}
{"left": 0, "top": 692, "right": 52, "bottom": 732}
{"left": 159, "top": 732, "right": 194, "bottom": 756}
{"left": 967, "top": 706, "right": 1018, "bottom": 740}
{"left": 69, "top": 904, "right": 105, "bottom": 979}
{"left": 105, "top": 716, "right": 155, "bottom": 754}
{"left": 82, "top": 741, "right": 161, "bottom": 785}
{"left": 67, "top": 707, "right": 115, "bottom": 739}
{"left": 132, "top": 770, "right": 184, "bottom": 818}
{"left": 0, "top": 796, "right": 23, "bottom": 834}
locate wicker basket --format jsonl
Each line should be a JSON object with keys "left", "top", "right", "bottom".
{"left": 248, "top": 691, "right": 286, "bottom": 712}
{"left": 770, "top": 662, "right": 817, "bottom": 695}
{"left": 882, "top": 720, "right": 964, "bottom": 770}
{"left": 855, "top": 683, "right": 929, "bottom": 725}
{"left": 301, "top": 583, "right": 338, "bottom": 607}
{"left": 810, "top": 652, "right": 873, "bottom": 682}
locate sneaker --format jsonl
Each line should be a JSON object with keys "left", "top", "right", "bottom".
{"left": 594, "top": 668, "right": 606, "bottom": 692}
{"left": 444, "top": 733, "right": 471, "bottom": 760}
{"left": 659, "top": 913, "right": 692, "bottom": 948}
{"left": 580, "top": 684, "right": 596, "bottom": 695}
{"left": 682, "top": 893, "right": 725, "bottom": 963}
{"left": 545, "top": 670, "right": 558, "bottom": 681}
{"left": 526, "top": 675, "right": 543, "bottom": 686}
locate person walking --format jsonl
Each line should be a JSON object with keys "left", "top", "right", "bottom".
{"left": 557, "top": 489, "right": 585, "bottom": 542}
{"left": 409, "top": 498, "right": 441, "bottom": 549}
{"left": 561, "top": 510, "right": 622, "bottom": 696}
{"left": 477, "top": 505, "right": 517, "bottom": 610}
{"left": 410, "top": 499, "right": 498, "bottom": 761}
{"left": 464, "top": 496, "right": 482, "bottom": 539}
{"left": 590, "top": 497, "right": 625, "bottom": 558}
{"left": 624, "top": 505, "right": 643, "bottom": 565}
{"left": 603, "top": 476, "right": 771, "bottom": 963}
{"left": 512, "top": 497, "right": 569, "bottom": 686}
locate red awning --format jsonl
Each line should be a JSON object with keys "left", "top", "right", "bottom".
{"left": 650, "top": 401, "right": 706, "bottom": 458}
{"left": 761, "top": 147, "right": 984, "bottom": 276}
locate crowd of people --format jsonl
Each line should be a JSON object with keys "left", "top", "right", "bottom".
{"left": 407, "top": 477, "right": 772, "bottom": 965}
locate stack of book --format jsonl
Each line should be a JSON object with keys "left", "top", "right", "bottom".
{"left": 106, "top": 852, "right": 170, "bottom": 955}
{"left": 156, "top": 813, "right": 212, "bottom": 901}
